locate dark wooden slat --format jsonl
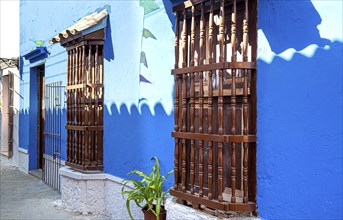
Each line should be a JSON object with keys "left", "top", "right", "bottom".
{"left": 65, "top": 161, "right": 103, "bottom": 171}
{"left": 207, "top": 0, "right": 214, "bottom": 201}
{"left": 172, "top": 132, "right": 256, "bottom": 143}
{"left": 87, "top": 83, "right": 104, "bottom": 88}
{"left": 81, "top": 45, "right": 86, "bottom": 166}
{"left": 67, "top": 50, "right": 71, "bottom": 163}
{"left": 173, "top": 11, "right": 180, "bottom": 191}
{"left": 231, "top": 0, "right": 237, "bottom": 203}
{"left": 248, "top": 0, "right": 257, "bottom": 205}
{"left": 242, "top": 0, "right": 249, "bottom": 203}
{"left": 171, "top": 189, "right": 257, "bottom": 212}
{"left": 228, "top": 202, "right": 256, "bottom": 212}
{"left": 94, "top": 45, "right": 99, "bottom": 166}
{"left": 217, "top": 0, "right": 225, "bottom": 202}
{"left": 171, "top": 62, "right": 256, "bottom": 75}
{"left": 228, "top": 135, "right": 256, "bottom": 143}
{"left": 66, "top": 125, "right": 103, "bottom": 131}
{"left": 77, "top": 46, "right": 82, "bottom": 164}
{"left": 99, "top": 49, "right": 104, "bottom": 166}
{"left": 198, "top": 2, "right": 205, "bottom": 198}
{"left": 69, "top": 49, "right": 76, "bottom": 163}
{"left": 67, "top": 41, "right": 86, "bottom": 51}
{"left": 181, "top": 8, "right": 188, "bottom": 193}
{"left": 171, "top": 189, "right": 227, "bottom": 211}
{"left": 189, "top": 5, "right": 196, "bottom": 196}
{"left": 88, "top": 45, "right": 93, "bottom": 165}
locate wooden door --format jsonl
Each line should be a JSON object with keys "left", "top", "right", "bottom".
{"left": 7, "top": 73, "right": 14, "bottom": 158}
{"left": 37, "top": 65, "right": 45, "bottom": 169}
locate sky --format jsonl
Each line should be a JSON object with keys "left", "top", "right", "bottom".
{"left": 0, "top": 0, "right": 342, "bottom": 60}
{"left": 0, "top": 0, "right": 19, "bottom": 58}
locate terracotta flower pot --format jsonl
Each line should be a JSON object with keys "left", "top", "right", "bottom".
{"left": 142, "top": 205, "right": 167, "bottom": 220}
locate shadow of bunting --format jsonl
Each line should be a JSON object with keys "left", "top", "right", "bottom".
{"left": 171, "top": 0, "right": 257, "bottom": 212}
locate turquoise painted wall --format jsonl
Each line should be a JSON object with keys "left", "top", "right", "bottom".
{"left": 19, "top": 0, "right": 342, "bottom": 219}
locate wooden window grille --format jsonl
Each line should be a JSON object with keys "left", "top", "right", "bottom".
{"left": 171, "top": 0, "right": 257, "bottom": 212}
{"left": 62, "top": 31, "right": 104, "bottom": 171}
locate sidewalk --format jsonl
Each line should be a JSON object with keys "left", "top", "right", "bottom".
{"left": 0, "top": 165, "right": 109, "bottom": 220}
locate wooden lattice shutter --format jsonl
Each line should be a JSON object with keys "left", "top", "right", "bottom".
{"left": 63, "top": 31, "right": 105, "bottom": 171}
{"left": 171, "top": 0, "right": 257, "bottom": 212}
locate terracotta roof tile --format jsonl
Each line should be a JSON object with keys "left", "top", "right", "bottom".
{"left": 49, "top": 9, "right": 108, "bottom": 44}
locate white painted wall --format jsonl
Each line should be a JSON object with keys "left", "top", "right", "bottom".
{"left": 0, "top": 0, "right": 20, "bottom": 168}
{"left": 0, "top": 67, "right": 21, "bottom": 168}
{"left": 1, "top": 74, "right": 9, "bottom": 154}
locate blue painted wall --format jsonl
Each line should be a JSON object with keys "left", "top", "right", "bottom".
{"left": 257, "top": 1, "right": 342, "bottom": 219}
{"left": 19, "top": 0, "right": 342, "bottom": 219}
{"left": 19, "top": 0, "right": 175, "bottom": 178}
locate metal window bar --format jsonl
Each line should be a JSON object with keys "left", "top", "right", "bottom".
{"left": 43, "top": 81, "right": 62, "bottom": 191}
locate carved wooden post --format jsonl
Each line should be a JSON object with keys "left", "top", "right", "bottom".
{"left": 71, "top": 48, "right": 76, "bottom": 163}
{"left": 190, "top": 5, "right": 196, "bottom": 195}
{"left": 231, "top": 0, "right": 237, "bottom": 203}
{"left": 218, "top": 0, "right": 225, "bottom": 202}
{"left": 242, "top": 0, "right": 249, "bottom": 203}
{"left": 81, "top": 45, "right": 86, "bottom": 166}
{"left": 75, "top": 47, "right": 79, "bottom": 164}
{"left": 181, "top": 8, "right": 187, "bottom": 193}
{"left": 77, "top": 47, "right": 82, "bottom": 164}
{"left": 207, "top": 0, "right": 214, "bottom": 200}
{"left": 198, "top": 2, "right": 205, "bottom": 198}
{"left": 67, "top": 50, "right": 71, "bottom": 163}
{"left": 88, "top": 45, "right": 93, "bottom": 165}
{"left": 173, "top": 11, "right": 180, "bottom": 191}
{"left": 94, "top": 45, "right": 99, "bottom": 166}
{"left": 98, "top": 46, "right": 104, "bottom": 166}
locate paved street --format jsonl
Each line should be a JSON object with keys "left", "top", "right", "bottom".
{"left": 0, "top": 165, "right": 109, "bottom": 220}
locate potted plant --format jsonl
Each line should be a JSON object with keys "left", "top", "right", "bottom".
{"left": 121, "top": 156, "right": 173, "bottom": 220}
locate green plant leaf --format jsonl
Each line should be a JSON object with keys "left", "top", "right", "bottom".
{"left": 151, "top": 156, "right": 160, "bottom": 177}
{"left": 143, "top": 28, "right": 157, "bottom": 40}
{"left": 121, "top": 156, "right": 173, "bottom": 219}
{"left": 128, "top": 170, "right": 149, "bottom": 179}
{"left": 156, "top": 198, "right": 162, "bottom": 220}
{"left": 165, "top": 169, "right": 174, "bottom": 179}
{"left": 126, "top": 200, "right": 134, "bottom": 220}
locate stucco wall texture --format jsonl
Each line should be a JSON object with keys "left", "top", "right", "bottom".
{"left": 19, "top": 0, "right": 342, "bottom": 219}
{"left": 257, "top": 1, "right": 342, "bottom": 219}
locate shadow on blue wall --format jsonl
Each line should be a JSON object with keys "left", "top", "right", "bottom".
{"left": 19, "top": 57, "right": 24, "bottom": 79}
{"left": 104, "top": 16, "right": 115, "bottom": 61}
{"left": 104, "top": 103, "right": 174, "bottom": 189}
{"left": 259, "top": 0, "right": 330, "bottom": 53}
{"left": 19, "top": 104, "right": 67, "bottom": 165}
{"left": 258, "top": 0, "right": 342, "bottom": 219}
{"left": 19, "top": 109, "right": 29, "bottom": 149}
{"left": 163, "top": 0, "right": 184, "bottom": 31}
